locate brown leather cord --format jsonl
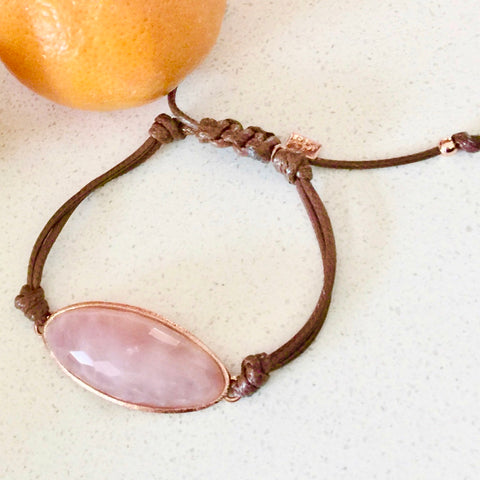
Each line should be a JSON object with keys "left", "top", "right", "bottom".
{"left": 310, "top": 148, "right": 441, "bottom": 169}
{"left": 16, "top": 115, "right": 186, "bottom": 328}
{"left": 227, "top": 178, "right": 337, "bottom": 398}
{"left": 15, "top": 87, "right": 479, "bottom": 400}
{"left": 27, "top": 137, "right": 161, "bottom": 289}
{"left": 310, "top": 134, "right": 480, "bottom": 169}
{"left": 169, "top": 91, "right": 479, "bottom": 172}
{"left": 269, "top": 179, "right": 336, "bottom": 368}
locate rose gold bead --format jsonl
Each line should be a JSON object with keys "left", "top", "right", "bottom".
{"left": 285, "top": 133, "right": 322, "bottom": 160}
{"left": 439, "top": 138, "right": 457, "bottom": 156}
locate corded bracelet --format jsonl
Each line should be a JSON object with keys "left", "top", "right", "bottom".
{"left": 15, "top": 88, "right": 480, "bottom": 413}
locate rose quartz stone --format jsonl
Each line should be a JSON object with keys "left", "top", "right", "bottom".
{"left": 43, "top": 303, "right": 228, "bottom": 411}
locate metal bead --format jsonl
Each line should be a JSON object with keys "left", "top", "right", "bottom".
{"left": 439, "top": 138, "right": 457, "bottom": 156}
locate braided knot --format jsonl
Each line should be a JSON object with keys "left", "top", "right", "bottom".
{"left": 15, "top": 284, "right": 50, "bottom": 327}
{"left": 149, "top": 114, "right": 186, "bottom": 144}
{"left": 195, "top": 118, "right": 281, "bottom": 162}
{"left": 452, "top": 132, "right": 480, "bottom": 153}
{"left": 229, "top": 353, "right": 272, "bottom": 398}
{"left": 271, "top": 147, "right": 313, "bottom": 184}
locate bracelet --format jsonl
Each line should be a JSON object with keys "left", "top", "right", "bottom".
{"left": 15, "top": 89, "right": 480, "bottom": 413}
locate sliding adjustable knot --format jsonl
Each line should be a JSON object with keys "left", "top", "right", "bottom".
{"left": 228, "top": 353, "right": 272, "bottom": 398}
{"left": 15, "top": 284, "right": 50, "bottom": 329}
{"left": 194, "top": 118, "right": 281, "bottom": 162}
{"left": 149, "top": 114, "right": 186, "bottom": 144}
{"left": 451, "top": 132, "right": 480, "bottom": 153}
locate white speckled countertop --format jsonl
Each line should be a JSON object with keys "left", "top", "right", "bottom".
{"left": 1, "top": 1, "right": 479, "bottom": 479}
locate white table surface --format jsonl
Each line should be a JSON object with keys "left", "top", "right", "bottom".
{"left": 1, "top": 1, "right": 479, "bottom": 479}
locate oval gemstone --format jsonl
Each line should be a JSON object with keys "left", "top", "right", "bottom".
{"left": 43, "top": 302, "right": 229, "bottom": 412}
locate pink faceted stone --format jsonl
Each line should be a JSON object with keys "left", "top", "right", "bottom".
{"left": 43, "top": 303, "right": 229, "bottom": 412}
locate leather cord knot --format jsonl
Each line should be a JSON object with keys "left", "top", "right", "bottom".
{"left": 271, "top": 147, "right": 313, "bottom": 183}
{"left": 149, "top": 114, "right": 186, "bottom": 144}
{"left": 452, "top": 132, "right": 480, "bottom": 153}
{"left": 194, "top": 118, "right": 281, "bottom": 162}
{"left": 228, "top": 353, "right": 272, "bottom": 398}
{"left": 15, "top": 284, "right": 50, "bottom": 328}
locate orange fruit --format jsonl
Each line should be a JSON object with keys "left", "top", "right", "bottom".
{"left": 0, "top": 0, "right": 226, "bottom": 110}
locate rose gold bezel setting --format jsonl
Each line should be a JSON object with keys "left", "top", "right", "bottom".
{"left": 42, "top": 301, "right": 232, "bottom": 413}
